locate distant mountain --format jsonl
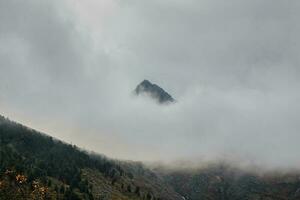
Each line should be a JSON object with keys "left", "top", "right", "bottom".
{"left": 154, "top": 164, "right": 300, "bottom": 200}
{"left": 135, "top": 80, "right": 175, "bottom": 104}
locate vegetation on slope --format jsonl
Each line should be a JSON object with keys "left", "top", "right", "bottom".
{"left": 0, "top": 115, "right": 181, "bottom": 200}
{"left": 155, "top": 164, "right": 300, "bottom": 200}
{"left": 3, "top": 114, "right": 300, "bottom": 200}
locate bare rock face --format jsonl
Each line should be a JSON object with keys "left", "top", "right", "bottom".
{"left": 135, "top": 80, "right": 175, "bottom": 104}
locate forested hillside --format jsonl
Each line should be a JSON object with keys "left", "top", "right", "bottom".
{"left": 0, "top": 115, "right": 181, "bottom": 200}
{"left": 3, "top": 114, "right": 300, "bottom": 200}
{"left": 154, "top": 164, "right": 300, "bottom": 200}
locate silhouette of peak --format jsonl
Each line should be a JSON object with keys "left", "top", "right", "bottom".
{"left": 135, "top": 80, "right": 175, "bottom": 104}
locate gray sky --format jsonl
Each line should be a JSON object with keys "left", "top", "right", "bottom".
{"left": 1, "top": 0, "right": 300, "bottom": 169}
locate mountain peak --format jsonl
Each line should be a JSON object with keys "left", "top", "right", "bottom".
{"left": 135, "top": 80, "right": 175, "bottom": 104}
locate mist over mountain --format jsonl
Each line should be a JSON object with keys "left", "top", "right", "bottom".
{"left": 1, "top": 1, "right": 300, "bottom": 197}
{"left": 2, "top": 115, "right": 300, "bottom": 199}
{"left": 135, "top": 80, "right": 175, "bottom": 104}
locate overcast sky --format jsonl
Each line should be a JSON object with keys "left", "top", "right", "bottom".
{"left": 1, "top": 0, "right": 300, "bottom": 169}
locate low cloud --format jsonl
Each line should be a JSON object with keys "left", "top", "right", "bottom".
{"left": 1, "top": 0, "right": 300, "bottom": 170}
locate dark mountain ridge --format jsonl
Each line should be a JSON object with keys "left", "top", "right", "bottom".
{"left": 135, "top": 80, "right": 175, "bottom": 104}
{"left": 0, "top": 115, "right": 182, "bottom": 200}
{"left": 2, "top": 114, "right": 300, "bottom": 200}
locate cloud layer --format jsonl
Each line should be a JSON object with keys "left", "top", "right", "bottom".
{"left": 1, "top": 0, "right": 300, "bottom": 169}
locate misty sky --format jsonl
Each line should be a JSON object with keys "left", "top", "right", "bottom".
{"left": 1, "top": 0, "right": 300, "bottom": 169}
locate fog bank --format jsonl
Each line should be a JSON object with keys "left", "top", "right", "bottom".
{"left": 1, "top": 0, "right": 300, "bottom": 169}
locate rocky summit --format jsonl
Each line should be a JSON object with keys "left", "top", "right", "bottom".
{"left": 135, "top": 80, "right": 175, "bottom": 104}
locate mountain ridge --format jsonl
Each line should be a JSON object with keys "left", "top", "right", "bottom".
{"left": 0, "top": 114, "right": 182, "bottom": 200}
{"left": 2, "top": 114, "right": 300, "bottom": 200}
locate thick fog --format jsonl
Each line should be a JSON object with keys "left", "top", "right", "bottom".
{"left": 1, "top": 0, "right": 300, "bottom": 169}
